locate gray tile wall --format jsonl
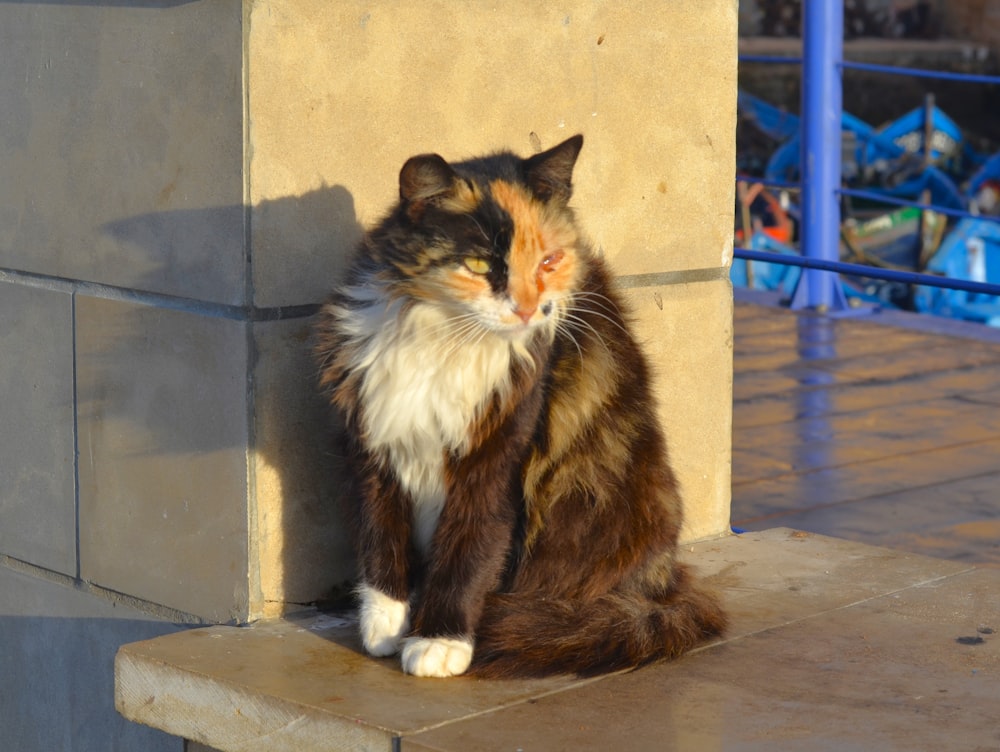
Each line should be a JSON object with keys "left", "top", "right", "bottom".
{"left": 0, "top": 282, "right": 76, "bottom": 575}
{"left": 0, "top": 3, "right": 346, "bottom": 749}
{"left": 75, "top": 297, "right": 251, "bottom": 622}
{"left": 0, "top": 0, "right": 259, "bottom": 615}
{"left": 0, "top": 1, "right": 246, "bottom": 305}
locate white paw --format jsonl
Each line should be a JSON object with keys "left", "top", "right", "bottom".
{"left": 401, "top": 636, "right": 474, "bottom": 678}
{"left": 357, "top": 584, "right": 410, "bottom": 657}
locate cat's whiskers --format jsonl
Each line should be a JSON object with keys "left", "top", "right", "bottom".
{"left": 407, "top": 305, "right": 474, "bottom": 339}
{"left": 435, "top": 325, "right": 490, "bottom": 362}
{"left": 552, "top": 317, "right": 585, "bottom": 361}
{"left": 559, "top": 309, "right": 615, "bottom": 358}
{"left": 566, "top": 296, "right": 629, "bottom": 334}
{"left": 419, "top": 312, "right": 497, "bottom": 361}
{"left": 568, "top": 291, "right": 631, "bottom": 335}
{"left": 421, "top": 312, "right": 481, "bottom": 341}
{"left": 571, "top": 289, "right": 622, "bottom": 314}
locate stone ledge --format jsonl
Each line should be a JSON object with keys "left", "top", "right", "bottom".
{"left": 115, "top": 529, "right": 998, "bottom": 751}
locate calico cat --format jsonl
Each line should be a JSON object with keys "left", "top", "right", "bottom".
{"left": 314, "top": 135, "right": 726, "bottom": 678}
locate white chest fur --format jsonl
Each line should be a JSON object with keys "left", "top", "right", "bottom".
{"left": 348, "top": 298, "right": 513, "bottom": 553}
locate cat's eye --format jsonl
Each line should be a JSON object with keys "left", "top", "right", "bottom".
{"left": 540, "top": 251, "right": 564, "bottom": 272}
{"left": 463, "top": 256, "right": 491, "bottom": 274}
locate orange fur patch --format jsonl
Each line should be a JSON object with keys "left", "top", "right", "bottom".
{"left": 489, "top": 180, "right": 581, "bottom": 320}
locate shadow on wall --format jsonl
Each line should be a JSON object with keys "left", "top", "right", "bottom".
{"left": 77, "top": 185, "right": 365, "bottom": 621}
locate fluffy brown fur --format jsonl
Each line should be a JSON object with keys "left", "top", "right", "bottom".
{"left": 314, "top": 135, "right": 726, "bottom": 678}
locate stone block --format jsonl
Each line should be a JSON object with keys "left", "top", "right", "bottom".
{"left": 622, "top": 276, "right": 734, "bottom": 542}
{"left": 0, "top": 281, "right": 76, "bottom": 574}
{"left": 0, "top": 1, "right": 245, "bottom": 304}
{"left": 76, "top": 296, "right": 250, "bottom": 621}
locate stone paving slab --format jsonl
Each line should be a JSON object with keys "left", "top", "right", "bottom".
{"left": 115, "top": 530, "right": 989, "bottom": 752}
{"left": 407, "top": 567, "right": 999, "bottom": 752}
{"left": 732, "top": 437, "right": 1000, "bottom": 520}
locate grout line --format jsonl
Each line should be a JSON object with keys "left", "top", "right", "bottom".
{"left": 0, "top": 266, "right": 319, "bottom": 322}
{"left": 732, "top": 392, "right": 1000, "bottom": 431}
{"left": 71, "top": 291, "right": 81, "bottom": 580}
{"left": 709, "top": 568, "right": 980, "bottom": 650}
{"left": 733, "top": 353, "right": 1000, "bottom": 394}
{"left": 1, "top": 263, "right": 727, "bottom": 317}
{"left": 615, "top": 266, "right": 729, "bottom": 289}
{"left": 240, "top": 16, "right": 264, "bottom": 618}
{"left": 0, "top": 554, "right": 209, "bottom": 625}
{"left": 400, "top": 672, "right": 613, "bottom": 739}
{"left": 734, "top": 295, "right": 1000, "bottom": 346}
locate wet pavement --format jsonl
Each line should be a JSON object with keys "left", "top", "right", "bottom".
{"left": 732, "top": 292, "right": 1000, "bottom": 568}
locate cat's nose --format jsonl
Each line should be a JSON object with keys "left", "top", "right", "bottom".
{"left": 514, "top": 305, "right": 537, "bottom": 324}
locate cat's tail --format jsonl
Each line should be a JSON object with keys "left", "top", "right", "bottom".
{"left": 470, "top": 564, "right": 726, "bottom": 678}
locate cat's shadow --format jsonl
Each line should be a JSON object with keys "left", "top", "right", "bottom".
{"left": 86, "top": 184, "right": 362, "bottom": 619}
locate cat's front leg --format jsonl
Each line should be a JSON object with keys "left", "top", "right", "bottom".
{"left": 354, "top": 454, "right": 417, "bottom": 658}
{"left": 402, "top": 450, "right": 523, "bottom": 677}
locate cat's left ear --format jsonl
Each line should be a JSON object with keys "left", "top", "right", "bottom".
{"left": 524, "top": 134, "right": 583, "bottom": 205}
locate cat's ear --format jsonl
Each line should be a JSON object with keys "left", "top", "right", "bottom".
{"left": 524, "top": 134, "right": 583, "bottom": 205}
{"left": 399, "top": 154, "right": 456, "bottom": 204}
{"left": 399, "top": 154, "right": 478, "bottom": 220}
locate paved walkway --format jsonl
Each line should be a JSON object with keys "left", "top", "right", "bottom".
{"left": 732, "top": 294, "right": 1000, "bottom": 568}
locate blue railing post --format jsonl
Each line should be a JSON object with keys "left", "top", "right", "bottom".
{"left": 792, "top": 0, "right": 850, "bottom": 312}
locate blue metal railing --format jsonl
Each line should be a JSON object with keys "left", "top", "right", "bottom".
{"left": 738, "top": 0, "right": 1000, "bottom": 313}
{"left": 836, "top": 187, "right": 1000, "bottom": 223}
{"left": 795, "top": 0, "right": 847, "bottom": 311}
{"left": 736, "top": 248, "right": 1000, "bottom": 298}
{"left": 840, "top": 60, "right": 1000, "bottom": 85}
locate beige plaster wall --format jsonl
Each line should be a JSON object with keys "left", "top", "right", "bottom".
{"left": 247, "top": 0, "right": 738, "bottom": 613}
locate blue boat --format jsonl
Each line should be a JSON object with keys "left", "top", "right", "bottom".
{"left": 739, "top": 91, "right": 973, "bottom": 202}
{"left": 914, "top": 217, "right": 1000, "bottom": 325}
{"left": 968, "top": 151, "right": 1000, "bottom": 211}
{"left": 737, "top": 92, "right": 1000, "bottom": 326}
{"left": 857, "top": 103, "right": 966, "bottom": 172}
{"left": 730, "top": 231, "right": 802, "bottom": 297}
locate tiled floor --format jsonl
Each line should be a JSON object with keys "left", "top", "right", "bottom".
{"left": 732, "top": 295, "right": 1000, "bottom": 568}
